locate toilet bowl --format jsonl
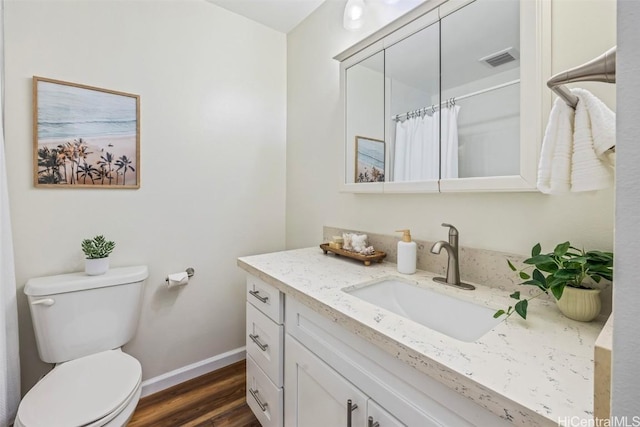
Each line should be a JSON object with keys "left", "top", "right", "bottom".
{"left": 15, "top": 350, "right": 142, "bottom": 427}
{"left": 16, "top": 266, "right": 148, "bottom": 427}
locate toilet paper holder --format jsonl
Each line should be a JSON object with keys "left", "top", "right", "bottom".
{"left": 165, "top": 267, "right": 195, "bottom": 284}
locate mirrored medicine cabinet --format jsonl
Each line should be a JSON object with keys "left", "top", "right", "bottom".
{"left": 336, "top": 0, "right": 551, "bottom": 193}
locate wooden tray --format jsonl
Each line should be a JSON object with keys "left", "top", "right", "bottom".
{"left": 319, "top": 243, "right": 386, "bottom": 266}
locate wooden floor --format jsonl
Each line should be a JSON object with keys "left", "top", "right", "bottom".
{"left": 129, "top": 360, "right": 260, "bottom": 427}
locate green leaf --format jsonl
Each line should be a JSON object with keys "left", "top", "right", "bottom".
{"left": 550, "top": 283, "right": 566, "bottom": 300}
{"left": 493, "top": 310, "right": 506, "bottom": 318}
{"left": 531, "top": 243, "right": 542, "bottom": 257}
{"left": 523, "top": 255, "right": 555, "bottom": 266}
{"left": 554, "top": 241, "right": 571, "bottom": 257}
{"left": 532, "top": 269, "right": 547, "bottom": 287}
{"left": 515, "top": 299, "right": 528, "bottom": 319}
{"left": 507, "top": 259, "right": 517, "bottom": 271}
{"left": 519, "top": 271, "right": 531, "bottom": 280}
{"left": 510, "top": 291, "right": 521, "bottom": 300}
{"left": 536, "top": 262, "right": 559, "bottom": 273}
{"left": 554, "top": 268, "right": 581, "bottom": 280}
{"left": 521, "top": 279, "right": 547, "bottom": 292}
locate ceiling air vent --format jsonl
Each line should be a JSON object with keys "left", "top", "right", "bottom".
{"left": 479, "top": 47, "right": 519, "bottom": 68}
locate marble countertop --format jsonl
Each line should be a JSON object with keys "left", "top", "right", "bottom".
{"left": 238, "top": 247, "right": 605, "bottom": 426}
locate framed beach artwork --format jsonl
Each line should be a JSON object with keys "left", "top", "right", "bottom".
{"left": 355, "top": 136, "right": 385, "bottom": 183}
{"left": 33, "top": 76, "right": 140, "bottom": 188}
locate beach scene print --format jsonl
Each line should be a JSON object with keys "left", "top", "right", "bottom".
{"left": 355, "top": 136, "right": 385, "bottom": 183}
{"left": 34, "top": 77, "right": 139, "bottom": 188}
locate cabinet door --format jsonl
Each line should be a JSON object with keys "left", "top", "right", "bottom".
{"left": 368, "top": 400, "right": 406, "bottom": 427}
{"left": 285, "top": 335, "right": 368, "bottom": 427}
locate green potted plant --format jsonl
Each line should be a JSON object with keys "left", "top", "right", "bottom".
{"left": 494, "top": 242, "right": 613, "bottom": 322}
{"left": 81, "top": 235, "right": 115, "bottom": 276}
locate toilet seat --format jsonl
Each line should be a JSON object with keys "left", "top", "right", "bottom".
{"left": 16, "top": 350, "right": 141, "bottom": 427}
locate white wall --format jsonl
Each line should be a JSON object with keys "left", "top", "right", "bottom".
{"left": 4, "top": 0, "right": 286, "bottom": 392}
{"left": 612, "top": 0, "right": 640, "bottom": 417}
{"left": 286, "top": 0, "right": 616, "bottom": 256}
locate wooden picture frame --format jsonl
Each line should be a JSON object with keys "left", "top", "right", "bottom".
{"left": 33, "top": 76, "right": 140, "bottom": 188}
{"left": 355, "top": 136, "right": 385, "bottom": 183}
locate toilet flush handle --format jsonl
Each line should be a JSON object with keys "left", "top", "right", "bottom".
{"left": 31, "top": 298, "right": 55, "bottom": 307}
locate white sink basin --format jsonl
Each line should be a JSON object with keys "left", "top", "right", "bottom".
{"left": 344, "top": 277, "right": 502, "bottom": 342}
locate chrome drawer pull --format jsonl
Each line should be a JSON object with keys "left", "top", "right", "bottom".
{"left": 347, "top": 399, "right": 358, "bottom": 427}
{"left": 249, "top": 334, "right": 269, "bottom": 351}
{"left": 249, "top": 387, "right": 268, "bottom": 412}
{"left": 368, "top": 416, "right": 380, "bottom": 427}
{"left": 249, "top": 290, "right": 269, "bottom": 303}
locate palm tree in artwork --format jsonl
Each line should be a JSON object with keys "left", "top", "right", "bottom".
{"left": 114, "top": 155, "right": 135, "bottom": 186}
{"left": 55, "top": 144, "right": 69, "bottom": 184}
{"left": 37, "top": 147, "right": 62, "bottom": 184}
{"left": 98, "top": 152, "right": 115, "bottom": 185}
{"left": 77, "top": 161, "right": 100, "bottom": 184}
{"left": 74, "top": 139, "right": 93, "bottom": 184}
{"left": 59, "top": 142, "right": 76, "bottom": 184}
{"left": 97, "top": 165, "right": 108, "bottom": 185}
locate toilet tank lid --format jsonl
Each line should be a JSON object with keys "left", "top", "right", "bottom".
{"left": 25, "top": 265, "right": 149, "bottom": 296}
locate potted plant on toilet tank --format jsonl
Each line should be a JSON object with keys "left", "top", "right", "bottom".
{"left": 494, "top": 241, "right": 613, "bottom": 322}
{"left": 82, "top": 235, "right": 115, "bottom": 276}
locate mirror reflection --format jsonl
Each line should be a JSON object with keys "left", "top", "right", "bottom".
{"left": 387, "top": 22, "right": 440, "bottom": 182}
{"left": 344, "top": 0, "right": 522, "bottom": 187}
{"left": 441, "top": 0, "right": 520, "bottom": 178}
{"left": 345, "top": 51, "right": 385, "bottom": 184}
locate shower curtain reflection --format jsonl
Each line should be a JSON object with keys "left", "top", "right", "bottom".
{"left": 393, "top": 105, "right": 460, "bottom": 181}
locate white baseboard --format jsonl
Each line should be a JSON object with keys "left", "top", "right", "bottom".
{"left": 140, "top": 346, "right": 246, "bottom": 397}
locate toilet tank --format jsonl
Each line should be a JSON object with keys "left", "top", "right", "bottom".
{"left": 24, "top": 265, "right": 148, "bottom": 364}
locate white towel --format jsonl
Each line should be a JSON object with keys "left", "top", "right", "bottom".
{"left": 537, "top": 88, "right": 615, "bottom": 194}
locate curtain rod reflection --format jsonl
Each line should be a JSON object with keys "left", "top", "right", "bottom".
{"left": 391, "top": 79, "right": 521, "bottom": 122}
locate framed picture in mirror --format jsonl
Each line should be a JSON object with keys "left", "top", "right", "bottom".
{"left": 355, "top": 136, "right": 385, "bottom": 183}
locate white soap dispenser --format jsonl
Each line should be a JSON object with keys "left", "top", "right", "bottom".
{"left": 396, "top": 229, "right": 417, "bottom": 274}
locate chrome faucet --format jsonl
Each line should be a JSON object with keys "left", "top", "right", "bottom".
{"left": 430, "top": 223, "right": 475, "bottom": 290}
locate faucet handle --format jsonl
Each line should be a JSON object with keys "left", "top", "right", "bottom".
{"left": 441, "top": 223, "right": 458, "bottom": 236}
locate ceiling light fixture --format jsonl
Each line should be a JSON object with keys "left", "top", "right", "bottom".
{"left": 343, "top": 0, "right": 366, "bottom": 31}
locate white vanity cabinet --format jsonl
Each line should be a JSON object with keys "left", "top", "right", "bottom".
{"left": 245, "top": 275, "right": 284, "bottom": 427}
{"left": 284, "top": 297, "right": 512, "bottom": 427}
{"left": 285, "top": 335, "right": 403, "bottom": 427}
{"left": 244, "top": 273, "right": 512, "bottom": 427}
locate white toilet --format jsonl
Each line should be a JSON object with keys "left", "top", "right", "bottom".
{"left": 15, "top": 265, "right": 148, "bottom": 427}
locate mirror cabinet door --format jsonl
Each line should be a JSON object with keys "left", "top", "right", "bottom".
{"left": 345, "top": 51, "right": 385, "bottom": 185}
{"left": 441, "top": 0, "right": 521, "bottom": 180}
{"left": 339, "top": 0, "right": 546, "bottom": 192}
{"left": 386, "top": 22, "right": 440, "bottom": 183}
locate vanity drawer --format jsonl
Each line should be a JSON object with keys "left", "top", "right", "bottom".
{"left": 246, "top": 275, "right": 284, "bottom": 324}
{"left": 246, "top": 302, "right": 284, "bottom": 386}
{"left": 247, "top": 354, "right": 283, "bottom": 427}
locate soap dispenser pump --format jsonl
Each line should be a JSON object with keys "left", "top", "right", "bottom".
{"left": 396, "top": 229, "right": 417, "bottom": 274}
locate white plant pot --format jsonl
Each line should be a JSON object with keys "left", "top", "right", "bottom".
{"left": 85, "top": 257, "right": 110, "bottom": 276}
{"left": 556, "top": 286, "right": 602, "bottom": 322}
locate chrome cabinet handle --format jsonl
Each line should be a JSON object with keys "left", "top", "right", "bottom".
{"left": 368, "top": 416, "right": 380, "bottom": 427}
{"left": 347, "top": 399, "right": 358, "bottom": 427}
{"left": 31, "top": 298, "right": 55, "bottom": 306}
{"left": 249, "top": 290, "right": 269, "bottom": 303}
{"left": 249, "top": 334, "right": 269, "bottom": 351}
{"left": 249, "top": 388, "right": 268, "bottom": 412}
